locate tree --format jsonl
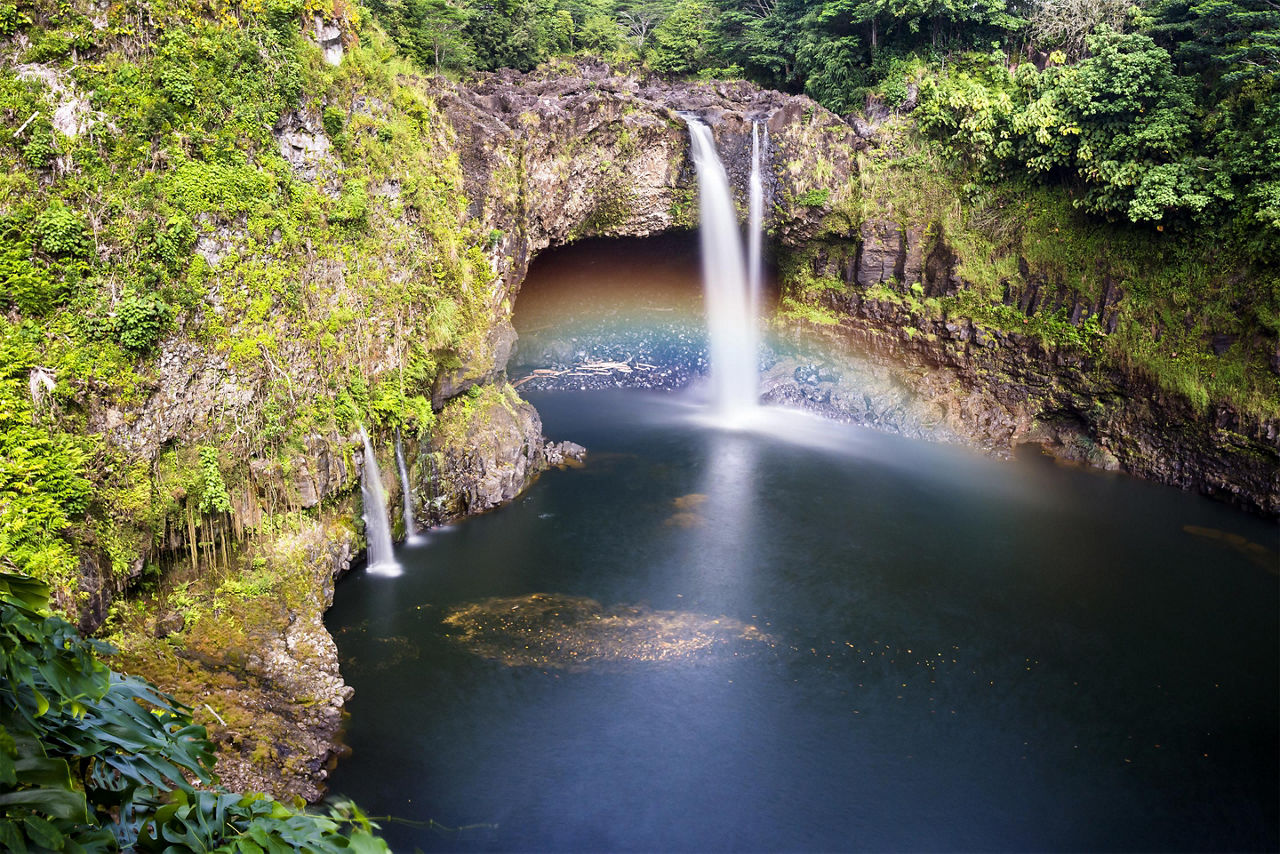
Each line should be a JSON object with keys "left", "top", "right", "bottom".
{"left": 464, "top": 0, "right": 561, "bottom": 70}
{"left": 1152, "top": 0, "right": 1280, "bottom": 85}
{"left": 1028, "top": 0, "right": 1139, "bottom": 59}
{"left": 365, "top": 0, "right": 475, "bottom": 70}
{"left": 714, "top": 0, "right": 809, "bottom": 89}
{"left": 650, "top": 0, "right": 718, "bottom": 73}
{"left": 620, "top": 3, "right": 663, "bottom": 52}
{"left": 920, "top": 28, "right": 1236, "bottom": 223}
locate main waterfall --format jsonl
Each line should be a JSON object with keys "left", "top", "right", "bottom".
{"left": 683, "top": 116, "right": 762, "bottom": 420}
{"left": 359, "top": 426, "right": 402, "bottom": 577}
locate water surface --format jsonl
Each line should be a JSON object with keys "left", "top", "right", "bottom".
{"left": 328, "top": 391, "right": 1279, "bottom": 852}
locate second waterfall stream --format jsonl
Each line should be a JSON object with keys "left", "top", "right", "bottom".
{"left": 358, "top": 426, "right": 402, "bottom": 577}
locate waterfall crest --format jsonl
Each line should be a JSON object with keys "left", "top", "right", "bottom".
{"left": 394, "top": 430, "right": 422, "bottom": 544}
{"left": 682, "top": 116, "right": 760, "bottom": 420}
{"left": 359, "top": 426, "right": 402, "bottom": 577}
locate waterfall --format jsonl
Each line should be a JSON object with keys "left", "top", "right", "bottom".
{"left": 748, "top": 122, "right": 765, "bottom": 324}
{"left": 358, "top": 426, "right": 402, "bottom": 577}
{"left": 682, "top": 116, "right": 759, "bottom": 419}
{"left": 394, "top": 429, "right": 422, "bottom": 544}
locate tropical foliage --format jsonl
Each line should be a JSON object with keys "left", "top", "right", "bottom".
{"left": 0, "top": 571, "right": 390, "bottom": 851}
{"left": 360, "top": 0, "right": 1277, "bottom": 241}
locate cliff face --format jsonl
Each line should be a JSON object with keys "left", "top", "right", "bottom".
{"left": 774, "top": 224, "right": 1280, "bottom": 517}
{"left": 422, "top": 60, "right": 861, "bottom": 404}
{"left": 50, "top": 57, "right": 860, "bottom": 802}
{"left": 427, "top": 64, "right": 1276, "bottom": 516}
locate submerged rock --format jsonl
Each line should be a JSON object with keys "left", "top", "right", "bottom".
{"left": 443, "top": 593, "right": 774, "bottom": 669}
{"left": 544, "top": 440, "right": 587, "bottom": 468}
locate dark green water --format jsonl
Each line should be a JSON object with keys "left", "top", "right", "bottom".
{"left": 327, "top": 390, "right": 1279, "bottom": 852}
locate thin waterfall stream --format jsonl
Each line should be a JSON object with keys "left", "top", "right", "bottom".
{"left": 748, "top": 121, "right": 766, "bottom": 323}
{"left": 358, "top": 426, "right": 401, "bottom": 577}
{"left": 394, "top": 430, "right": 421, "bottom": 544}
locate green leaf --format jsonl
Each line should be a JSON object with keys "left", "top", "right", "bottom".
{"left": 0, "top": 819, "right": 29, "bottom": 854}
{"left": 0, "top": 573, "right": 51, "bottom": 610}
{"left": 32, "top": 689, "right": 49, "bottom": 718}
{"left": 21, "top": 814, "right": 64, "bottom": 850}
{"left": 0, "top": 787, "right": 90, "bottom": 822}
{"left": 13, "top": 754, "right": 77, "bottom": 791}
{"left": 346, "top": 829, "right": 392, "bottom": 853}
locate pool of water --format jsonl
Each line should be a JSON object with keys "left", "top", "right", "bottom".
{"left": 327, "top": 390, "right": 1279, "bottom": 852}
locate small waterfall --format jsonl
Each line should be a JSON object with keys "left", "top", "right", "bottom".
{"left": 358, "top": 426, "right": 402, "bottom": 577}
{"left": 682, "top": 116, "right": 759, "bottom": 419}
{"left": 394, "top": 429, "right": 422, "bottom": 544}
{"left": 748, "top": 121, "right": 766, "bottom": 323}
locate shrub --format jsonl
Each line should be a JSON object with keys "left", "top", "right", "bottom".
{"left": 20, "top": 120, "right": 57, "bottom": 169}
{"left": 323, "top": 106, "right": 346, "bottom": 139}
{"left": 0, "top": 246, "right": 58, "bottom": 314}
{"left": 160, "top": 64, "right": 197, "bottom": 107}
{"left": 137, "top": 215, "right": 196, "bottom": 271}
{"left": 328, "top": 179, "right": 369, "bottom": 227}
{"left": 197, "top": 446, "right": 232, "bottom": 515}
{"left": 0, "top": 3, "right": 28, "bottom": 35}
{"left": 796, "top": 188, "right": 830, "bottom": 207}
{"left": 35, "top": 203, "right": 91, "bottom": 260}
{"left": 115, "top": 290, "right": 173, "bottom": 353}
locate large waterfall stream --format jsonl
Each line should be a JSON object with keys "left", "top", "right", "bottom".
{"left": 683, "top": 116, "right": 760, "bottom": 420}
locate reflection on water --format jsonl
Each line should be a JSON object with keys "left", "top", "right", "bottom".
{"left": 1182, "top": 524, "right": 1279, "bottom": 571}
{"left": 328, "top": 391, "right": 1278, "bottom": 853}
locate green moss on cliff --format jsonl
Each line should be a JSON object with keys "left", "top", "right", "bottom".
{"left": 782, "top": 117, "right": 1280, "bottom": 421}
{"left": 0, "top": 0, "right": 503, "bottom": 606}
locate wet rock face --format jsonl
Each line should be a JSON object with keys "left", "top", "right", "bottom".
{"left": 422, "top": 384, "right": 551, "bottom": 522}
{"left": 775, "top": 295, "right": 1280, "bottom": 518}
{"left": 435, "top": 61, "right": 860, "bottom": 302}
{"left": 804, "top": 220, "right": 962, "bottom": 299}
{"left": 191, "top": 525, "right": 355, "bottom": 802}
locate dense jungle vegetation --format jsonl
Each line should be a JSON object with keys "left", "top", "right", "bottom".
{"left": 374, "top": 0, "right": 1278, "bottom": 233}
{"left": 0, "top": 0, "right": 1275, "bottom": 845}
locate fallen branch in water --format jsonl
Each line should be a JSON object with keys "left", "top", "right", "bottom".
{"left": 513, "top": 360, "right": 657, "bottom": 387}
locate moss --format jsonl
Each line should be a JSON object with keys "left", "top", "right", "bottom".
{"left": 775, "top": 296, "right": 841, "bottom": 326}
{"left": 669, "top": 185, "right": 697, "bottom": 229}
{"left": 775, "top": 117, "right": 1280, "bottom": 421}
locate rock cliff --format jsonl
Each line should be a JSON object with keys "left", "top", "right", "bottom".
{"left": 424, "top": 60, "right": 860, "bottom": 401}
{"left": 79, "top": 60, "right": 861, "bottom": 802}
{"left": 773, "top": 234, "right": 1280, "bottom": 516}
